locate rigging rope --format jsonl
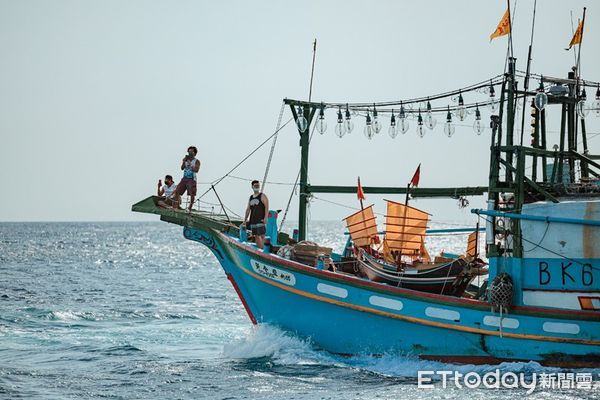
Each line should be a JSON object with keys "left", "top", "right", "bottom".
{"left": 261, "top": 102, "right": 286, "bottom": 193}
{"left": 197, "top": 117, "right": 293, "bottom": 200}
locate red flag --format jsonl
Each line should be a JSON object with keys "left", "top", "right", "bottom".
{"left": 410, "top": 164, "right": 421, "bottom": 188}
{"left": 357, "top": 176, "right": 366, "bottom": 201}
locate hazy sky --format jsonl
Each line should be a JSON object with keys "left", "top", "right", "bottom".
{"left": 1, "top": 1, "right": 599, "bottom": 228}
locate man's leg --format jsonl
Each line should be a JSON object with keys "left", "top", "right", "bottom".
{"left": 255, "top": 235, "right": 264, "bottom": 249}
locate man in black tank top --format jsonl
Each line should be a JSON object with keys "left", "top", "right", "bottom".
{"left": 244, "top": 180, "right": 269, "bottom": 248}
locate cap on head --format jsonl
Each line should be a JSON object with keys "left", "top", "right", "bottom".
{"left": 251, "top": 180, "right": 259, "bottom": 186}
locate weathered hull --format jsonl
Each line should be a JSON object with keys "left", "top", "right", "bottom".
{"left": 357, "top": 252, "right": 467, "bottom": 295}
{"left": 184, "top": 225, "right": 600, "bottom": 367}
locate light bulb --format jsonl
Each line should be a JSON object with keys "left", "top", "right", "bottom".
{"left": 455, "top": 91, "right": 466, "bottom": 121}
{"left": 425, "top": 101, "right": 436, "bottom": 129}
{"left": 296, "top": 106, "right": 308, "bottom": 132}
{"left": 316, "top": 118, "right": 327, "bottom": 134}
{"left": 425, "top": 112, "right": 436, "bottom": 129}
{"left": 388, "top": 110, "right": 397, "bottom": 138}
{"left": 372, "top": 106, "right": 382, "bottom": 134}
{"left": 335, "top": 107, "right": 344, "bottom": 137}
{"left": 473, "top": 105, "right": 484, "bottom": 135}
{"left": 344, "top": 105, "right": 354, "bottom": 134}
{"left": 398, "top": 103, "right": 409, "bottom": 134}
{"left": 316, "top": 104, "right": 327, "bottom": 134}
{"left": 576, "top": 100, "right": 589, "bottom": 119}
{"left": 473, "top": 120, "right": 484, "bottom": 135}
{"left": 444, "top": 106, "right": 455, "bottom": 137}
{"left": 455, "top": 106, "right": 467, "bottom": 121}
{"left": 488, "top": 82, "right": 498, "bottom": 112}
{"left": 534, "top": 92, "right": 548, "bottom": 111}
{"left": 416, "top": 110, "right": 425, "bottom": 138}
{"left": 364, "top": 111, "right": 374, "bottom": 139}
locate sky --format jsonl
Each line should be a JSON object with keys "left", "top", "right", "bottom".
{"left": 1, "top": 0, "right": 599, "bottom": 228}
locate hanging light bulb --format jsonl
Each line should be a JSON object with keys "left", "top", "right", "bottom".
{"left": 316, "top": 103, "right": 327, "bottom": 134}
{"left": 372, "top": 105, "right": 382, "bottom": 134}
{"left": 488, "top": 80, "right": 498, "bottom": 112}
{"left": 472, "top": 104, "right": 484, "bottom": 135}
{"left": 534, "top": 78, "right": 548, "bottom": 111}
{"left": 455, "top": 91, "right": 467, "bottom": 121}
{"left": 398, "top": 102, "right": 409, "bottom": 134}
{"left": 334, "top": 107, "right": 344, "bottom": 138}
{"left": 364, "top": 110, "right": 374, "bottom": 139}
{"left": 344, "top": 104, "right": 354, "bottom": 134}
{"left": 595, "top": 85, "right": 600, "bottom": 117}
{"left": 425, "top": 100, "right": 437, "bottom": 130}
{"left": 416, "top": 109, "right": 426, "bottom": 138}
{"left": 296, "top": 105, "right": 308, "bottom": 132}
{"left": 576, "top": 88, "right": 589, "bottom": 119}
{"left": 444, "top": 106, "right": 455, "bottom": 137}
{"left": 388, "top": 109, "right": 398, "bottom": 138}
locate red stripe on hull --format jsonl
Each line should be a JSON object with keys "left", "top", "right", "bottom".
{"left": 226, "top": 273, "right": 257, "bottom": 325}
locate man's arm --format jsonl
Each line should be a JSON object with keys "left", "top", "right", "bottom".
{"left": 262, "top": 194, "right": 269, "bottom": 224}
{"left": 193, "top": 160, "right": 201, "bottom": 173}
{"left": 181, "top": 157, "right": 187, "bottom": 170}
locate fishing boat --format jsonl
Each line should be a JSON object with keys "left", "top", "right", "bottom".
{"left": 344, "top": 199, "right": 485, "bottom": 295}
{"left": 133, "top": 9, "right": 600, "bottom": 367}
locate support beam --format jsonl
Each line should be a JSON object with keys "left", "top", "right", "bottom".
{"left": 307, "top": 185, "right": 488, "bottom": 198}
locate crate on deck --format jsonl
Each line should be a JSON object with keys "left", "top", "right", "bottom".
{"left": 292, "top": 241, "right": 333, "bottom": 267}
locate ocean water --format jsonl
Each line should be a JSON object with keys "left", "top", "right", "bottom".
{"left": 0, "top": 222, "right": 598, "bottom": 399}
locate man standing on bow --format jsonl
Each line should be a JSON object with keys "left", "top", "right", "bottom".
{"left": 244, "top": 180, "right": 269, "bottom": 249}
{"left": 175, "top": 146, "right": 201, "bottom": 211}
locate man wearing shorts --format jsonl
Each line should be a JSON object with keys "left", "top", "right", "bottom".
{"left": 175, "top": 146, "right": 200, "bottom": 211}
{"left": 244, "top": 180, "right": 269, "bottom": 248}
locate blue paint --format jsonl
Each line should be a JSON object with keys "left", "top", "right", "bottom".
{"left": 266, "top": 210, "right": 279, "bottom": 245}
{"left": 472, "top": 208, "right": 600, "bottom": 227}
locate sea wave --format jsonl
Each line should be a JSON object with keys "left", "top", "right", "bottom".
{"left": 222, "top": 324, "right": 594, "bottom": 379}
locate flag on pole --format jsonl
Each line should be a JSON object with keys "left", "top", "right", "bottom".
{"left": 410, "top": 164, "right": 421, "bottom": 188}
{"left": 490, "top": 8, "right": 511, "bottom": 41}
{"left": 567, "top": 19, "right": 584, "bottom": 50}
{"left": 357, "top": 177, "right": 366, "bottom": 201}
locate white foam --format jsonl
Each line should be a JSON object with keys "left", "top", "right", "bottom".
{"left": 221, "top": 325, "right": 567, "bottom": 378}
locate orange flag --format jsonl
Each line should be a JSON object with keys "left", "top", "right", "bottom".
{"left": 357, "top": 177, "right": 366, "bottom": 201}
{"left": 410, "top": 164, "right": 421, "bottom": 188}
{"left": 567, "top": 20, "right": 584, "bottom": 50}
{"left": 490, "top": 8, "right": 511, "bottom": 41}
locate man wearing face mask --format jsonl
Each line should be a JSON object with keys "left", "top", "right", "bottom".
{"left": 174, "top": 146, "right": 201, "bottom": 211}
{"left": 244, "top": 180, "right": 269, "bottom": 249}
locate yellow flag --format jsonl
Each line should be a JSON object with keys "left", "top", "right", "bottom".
{"left": 567, "top": 20, "right": 584, "bottom": 49}
{"left": 490, "top": 8, "right": 511, "bottom": 41}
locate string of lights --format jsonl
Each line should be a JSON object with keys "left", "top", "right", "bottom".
{"left": 291, "top": 72, "right": 600, "bottom": 140}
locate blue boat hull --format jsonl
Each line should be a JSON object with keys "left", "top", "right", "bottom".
{"left": 184, "top": 226, "right": 600, "bottom": 367}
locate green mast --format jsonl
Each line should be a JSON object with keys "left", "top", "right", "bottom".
{"left": 288, "top": 102, "right": 316, "bottom": 241}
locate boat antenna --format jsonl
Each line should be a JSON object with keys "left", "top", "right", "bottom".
{"left": 519, "top": 0, "right": 537, "bottom": 146}
{"left": 308, "top": 39, "right": 317, "bottom": 102}
{"left": 507, "top": 0, "right": 515, "bottom": 60}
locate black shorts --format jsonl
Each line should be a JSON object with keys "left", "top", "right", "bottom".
{"left": 250, "top": 223, "right": 266, "bottom": 236}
